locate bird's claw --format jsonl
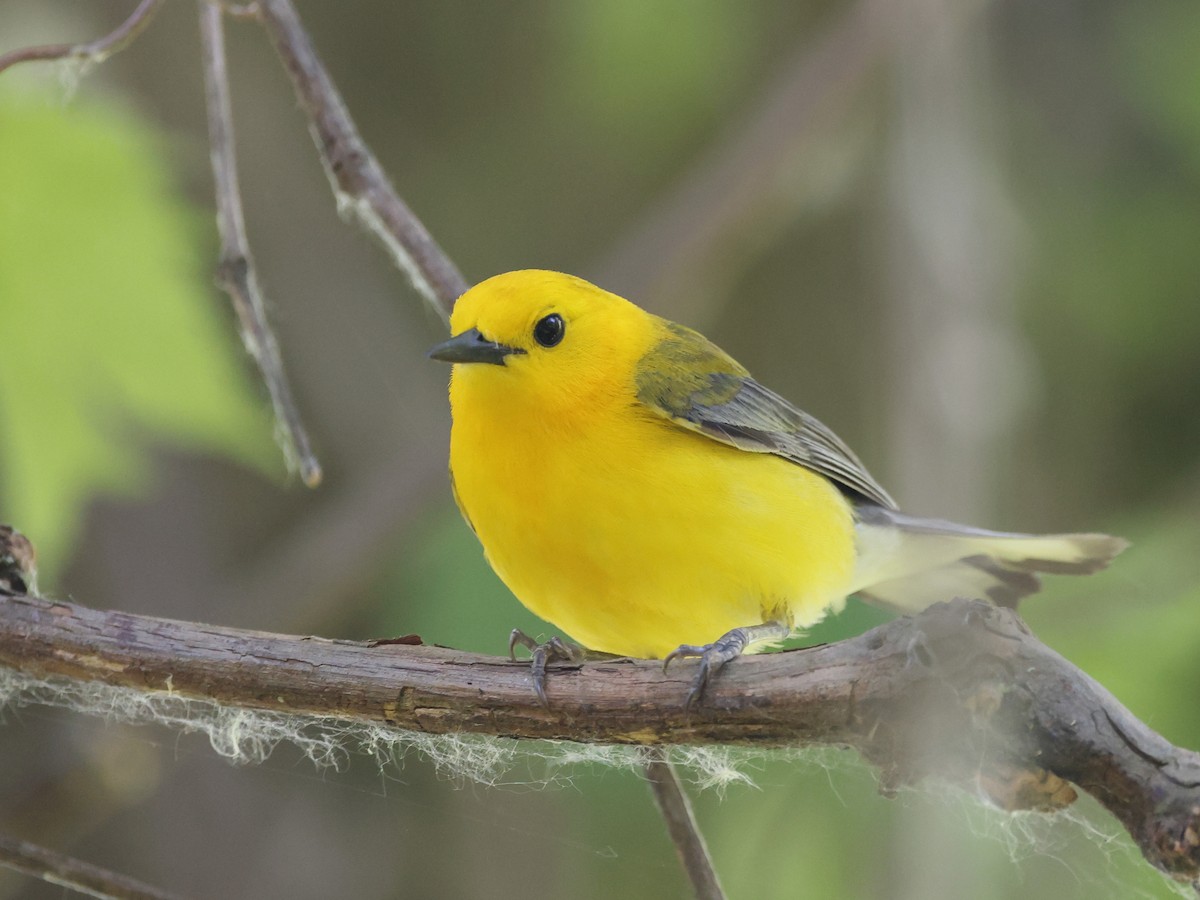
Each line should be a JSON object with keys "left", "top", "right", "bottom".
{"left": 508, "top": 629, "right": 583, "bottom": 706}
{"left": 663, "top": 621, "right": 792, "bottom": 709}
{"left": 663, "top": 629, "right": 752, "bottom": 709}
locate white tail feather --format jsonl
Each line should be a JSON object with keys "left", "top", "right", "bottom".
{"left": 851, "top": 507, "right": 1128, "bottom": 614}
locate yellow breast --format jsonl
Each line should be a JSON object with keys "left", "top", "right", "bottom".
{"left": 448, "top": 379, "right": 857, "bottom": 659}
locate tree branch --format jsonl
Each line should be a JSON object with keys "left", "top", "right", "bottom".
{"left": 199, "top": 1, "right": 322, "bottom": 488}
{"left": 253, "top": 0, "right": 469, "bottom": 322}
{"left": 0, "top": 593, "right": 1196, "bottom": 889}
{"left": 0, "top": 832, "right": 183, "bottom": 900}
{"left": 0, "top": 0, "right": 164, "bottom": 76}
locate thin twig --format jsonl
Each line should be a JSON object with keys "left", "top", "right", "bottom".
{"left": 198, "top": 2, "right": 322, "bottom": 487}
{"left": 0, "top": 0, "right": 165, "bottom": 75}
{"left": 255, "top": 0, "right": 469, "bottom": 323}
{"left": 644, "top": 750, "right": 727, "bottom": 900}
{"left": 0, "top": 832, "right": 184, "bottom": 900}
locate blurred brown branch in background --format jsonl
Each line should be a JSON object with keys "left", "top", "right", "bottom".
{"left": 0, "top": 592, "right": 1197, "bottom": 891}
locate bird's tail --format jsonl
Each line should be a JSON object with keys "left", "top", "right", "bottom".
{"left": 850, "top": 506, "right": 1128, "bottom": 614}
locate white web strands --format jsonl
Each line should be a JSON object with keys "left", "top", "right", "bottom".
{"left": 0, "top": 666, "right": 748, "bottom": 790}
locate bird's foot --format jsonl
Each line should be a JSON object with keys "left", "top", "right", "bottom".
{"left": 663, "top": 621, "right": 791, "bottom": 709}
{"left": 508, "top": 629, "right": 585, "bottom": 706}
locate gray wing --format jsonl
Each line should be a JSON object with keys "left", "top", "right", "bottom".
{"left": 635, "top": 322, "right": 897, "bottom": 510}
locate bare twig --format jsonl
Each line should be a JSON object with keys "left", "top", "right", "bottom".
{"left": 644, "top": 750, "right": 726, "bottom": 900}
{"left": 198, "top": 2, "right": 322, "bottom": 487}
{"left": 0, "top": 832, "right": 184, "bottom": 900}
{"left": 0, "top": 594, "right": 1197, "bottom": 889}
{"left": 254, "top": 0, "right": 469, "bottom": 323}
{"left": 0, "top": 0, "right": 165, "bottom": 76}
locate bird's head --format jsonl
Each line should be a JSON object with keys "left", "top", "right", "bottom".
{"left": 429, "top": 270, "right": 656, "bottom": 416}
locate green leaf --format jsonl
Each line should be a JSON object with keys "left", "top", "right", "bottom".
{"left": 0, "top": 86, "right": 278, "bottom": 580}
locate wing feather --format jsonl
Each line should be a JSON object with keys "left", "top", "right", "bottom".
{"left": 635, "top": 322, "right": 896, "bottom": 509}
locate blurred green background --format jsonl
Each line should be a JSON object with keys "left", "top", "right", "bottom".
{"left": 2, "top": 1, "right": 1199, "bottom": 898}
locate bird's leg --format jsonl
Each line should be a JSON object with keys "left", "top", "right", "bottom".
{"left": 508, "top": 628, "right": 586, "bottom": 706}
{"left": 663, "top": 621, "right": 792, "bottom": 708}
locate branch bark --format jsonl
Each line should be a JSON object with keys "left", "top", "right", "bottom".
{"left": 0, "top": 593, "right": 1196, "bottom": 889}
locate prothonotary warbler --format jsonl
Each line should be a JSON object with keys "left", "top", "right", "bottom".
{"left": 428, "top": 270, "right": 1127, "bottom": 706}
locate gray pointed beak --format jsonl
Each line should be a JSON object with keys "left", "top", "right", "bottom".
{"left": 427, "top": 328, "right": 525, "bottom": 366}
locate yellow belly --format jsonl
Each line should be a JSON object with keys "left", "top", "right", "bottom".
{"left": 449, "top": 405, "right": 856, "bottom": 659}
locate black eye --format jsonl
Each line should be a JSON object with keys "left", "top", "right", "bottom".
{"left": 533, "top": 313, "right": 565, "bottom": 348}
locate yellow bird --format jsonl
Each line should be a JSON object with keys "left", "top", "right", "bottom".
{"left": 429, "top": 270, "right": 1127, "bottom": 705}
